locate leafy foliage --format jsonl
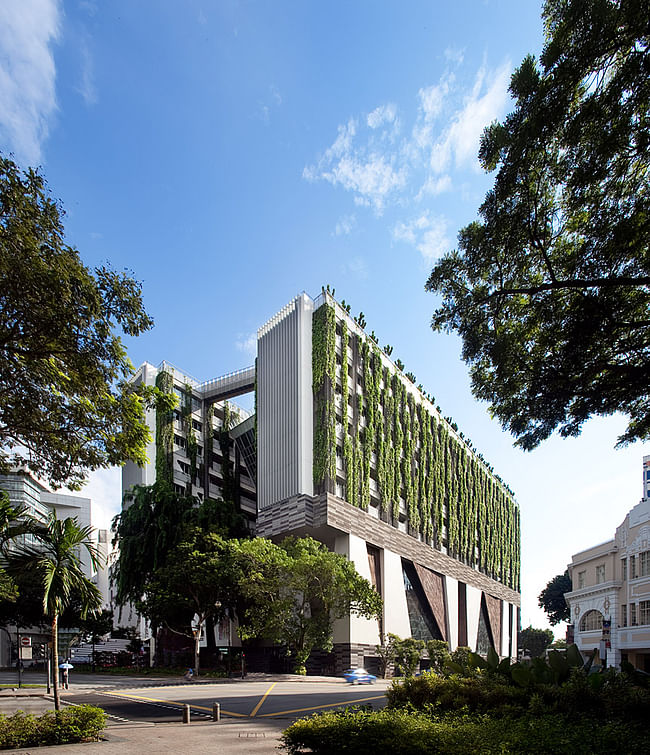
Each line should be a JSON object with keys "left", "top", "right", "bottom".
{"left": 425, "top": 0, "right": 650, "bottom": 449}
{"left": 283, "top": 644, "right": 650, "bottom": 753}
{"left": 376, "top": 634, "right": 425, "bottom": 677}
{"left": 315, "top": 301, "right": 520, "bottom": 590}
{"left": 142, "top": 529, "right": 240, "bottom": 674}
{"left": 427, "top": 639, "right": 451, "bottom": 673}
{"left": 112, "top": 481, "right": 245, "bottom": 611}
{"left": 0, "top": 705, "right": 106, "bottom": 749}
{"left": 237, "top": 536, "right": 382, "bottom": 674}
{"left": 0, "top": 154, "right": 172, "bottom": 488}
{"left": 280, "top": 705, "right": 650, "bottom": 755}
{"left": 8, "top": 514, "right": 102, "bottom": 710}
{"left": 538, "top": 569, "right": 572, "bottom": 625}
{"left": 519, "top": 626, "right": 554, "bottom": 658}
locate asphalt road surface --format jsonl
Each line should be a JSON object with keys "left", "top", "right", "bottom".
{"left": 65, "top": 679, "right": 391, "bottom": 726}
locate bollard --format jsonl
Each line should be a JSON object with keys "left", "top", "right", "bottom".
{"left": 182, "top": 704, "right": 191, "bottom": 724}
{"left": 212, "top": 702, "right": 221, "bottom": 722}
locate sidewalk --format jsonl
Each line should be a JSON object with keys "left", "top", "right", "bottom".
{"left": 8, "top": 719, "right": 287, "bottom": 755}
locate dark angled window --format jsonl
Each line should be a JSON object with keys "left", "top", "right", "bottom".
{"left": 476, "top": 595, "right": 495, "bottom": 655}
{"left": 402, "top": 560, "right": 441, "bottom": 642}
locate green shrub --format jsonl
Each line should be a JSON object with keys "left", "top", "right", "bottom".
{"left": 0, "top": 705, "right": 106, "bottom": 749}
{"left": 280, "top": 707, "right": 650, "bottom": 754}
{"left": 386, "top": 672, "right": 530, "bottom": 716}
{"left": 387, "top": 665, "right": 650, "bottom": 725}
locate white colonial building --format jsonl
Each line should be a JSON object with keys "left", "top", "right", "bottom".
{"left": 565, "top": 456, "right": 650, "bottom": 671}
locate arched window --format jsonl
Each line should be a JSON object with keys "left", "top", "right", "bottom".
{"left": 580, "top": 610, "right": 603, "bottom": 631}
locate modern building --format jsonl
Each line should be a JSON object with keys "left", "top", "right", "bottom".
{"left": 565, "top": 455, "right": 650, "bottom": 671}
{"left": 0, "top": 469, "right": 110, "bottom": 666}
{"left": 122, "top": 291, "right": 521, "bottom": 672}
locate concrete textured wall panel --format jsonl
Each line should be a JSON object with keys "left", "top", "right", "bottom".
{"left": 383, "top": 548, "right": 411, "bottom": 639}
{"left": 466, "top": 584, "right": 482, "bottom": 651}
{"left": 445, "top": 575, "right": 459, "bottom": 650}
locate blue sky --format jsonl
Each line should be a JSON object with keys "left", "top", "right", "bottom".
{"left": 1, "top": 0, "right": 648, "bottom": 634}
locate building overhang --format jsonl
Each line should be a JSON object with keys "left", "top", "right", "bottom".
{"left": 256, "top": 492, "right": 520, "bottom": 606}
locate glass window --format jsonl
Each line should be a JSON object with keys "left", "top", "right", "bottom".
{"left": 578, "top": 570, "right": 586, "bottom": 589}
{"left": 640, "top": 551, "right": 650, "bottom": 577}
{"left": 595, "top": 564, "right": 606, "bottom": 584}
{"left": 621, "top": 604, "right": 627, "bottom": 627}
{"left": 579, "top": 610, "right": 603, "bottom": 631}
{"left": 640, "top": 601, "right": 650, "bottom": 625}
{"left": 631, "top": 555, "right": 638, "bottom": 579}
{"left": 622, "top": 558, "right": 627, "bottom": 581}
{"left": 631, "top": 603, "right": 637, "bottom": 626}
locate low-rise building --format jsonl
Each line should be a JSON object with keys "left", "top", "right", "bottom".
{"left": 0, "top": 469, "right": 110, "bottom": 667}
{"left": 565, "top": 455, "right": 650, "bottom": 671}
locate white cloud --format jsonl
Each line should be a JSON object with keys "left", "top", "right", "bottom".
{"left": 417, "top": 174, "right": 452, "bottom": 199}
{"left": 76, "top": 37, "right": 97, "bottom": 105}
{"left": 444, "top": 46, "right": 465, "bottom": 65}
{"left": 393, "top": 212, "right": 449, "bottom": 264}
{"left": 235, "top": 332, "right": 257, "bottom": 356}
{"left": 333, "top": 213, "right": 356, "bottom": 236}
{"left": 303, "top": 117, "right": 406, "bottom": 213}
{"left": 430, "top": 61, "right": 511, "bottom": 174}
{"left": 303, "top": 59, "right": 512, "bottom": 219}
{"left": 367, "top": 103, "right": 397, "bottom": 130}
{"left": 0, "top": 0, "right": 61, "bottom": 165}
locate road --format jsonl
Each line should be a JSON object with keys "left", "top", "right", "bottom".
{"left": 64, "top": 679, "right": 390, "bottom": 725}
{"left": 0, "top": 671, "right": 391, "bottom": 726}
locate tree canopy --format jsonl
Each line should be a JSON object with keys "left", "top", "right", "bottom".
{"left": 538, "top": 569, "right": 572, "bottom": 625}
{"left": 0, "top": 154, "right": 171, "bottom": 488}
{"left": 112, "top": 481, "right": 247, "bottom": 611}
{"left": 519, "top": 626, "right": 554, "bottom": 659}
{"left": 425, "top": 0, "right": 650, "bottom": 449}
{"left": 236, "top": 536, "right": 382, "bottom": 674}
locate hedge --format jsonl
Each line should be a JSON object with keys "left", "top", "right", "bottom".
{"left": 280, "top": 706, "right": 650, "bottom": 754}
{"left": 0, "top": 705, "right": 106, "bottom": 749}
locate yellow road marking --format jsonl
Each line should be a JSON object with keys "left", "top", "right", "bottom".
{"left": 259, "top": 694, "right": 385, "bottom": 717}
{"left": 249, "top": 682, "right": 277, "bottom": 717}
{"left": 100, "top": 690, "right": 245, "bottom": 718}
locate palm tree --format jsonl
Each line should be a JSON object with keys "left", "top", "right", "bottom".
{"left": 19, "top": 514, "right": 103, "bottom": 710}
{"left": 0, "top": 493, "right": 33, "bottom": 602}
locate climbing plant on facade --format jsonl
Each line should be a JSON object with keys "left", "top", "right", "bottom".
{"left": 312, "top": 304, "right": 336, "bottom": 489}
{"left": 310, "top": 297, "right": 521, "bottom": 590}
{"left": 155, "top": 370, "right": 175, "bottom": 484}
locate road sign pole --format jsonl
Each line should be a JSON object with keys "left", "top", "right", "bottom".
{"left": 16, "top": 629, "right": 21, "bottom": 689}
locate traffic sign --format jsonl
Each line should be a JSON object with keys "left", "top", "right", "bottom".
{"left": 20, "top": 636, "right": 31, "bottom": 647}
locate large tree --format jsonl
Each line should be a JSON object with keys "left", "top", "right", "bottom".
{"left": 425, "top": 0, "right": 650, "bottom": 449}
{"left": 538, "top": 569, "right": 572, "bottom": 626}
{"left": 236, "top": 536, "right": 383, "bottom": 674}
{"left": 142, "top": 529, "right": 240, "bottom": 675}
{"left": 519, "top": 626, "right": 554, "bottom": 659}
{"left": 112, "top": 481, "right": 246, "bottom": 612}
{"left": 0, "top": 154, "right": 171, "bottom": 489}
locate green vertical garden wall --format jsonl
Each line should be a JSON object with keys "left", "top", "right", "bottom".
{"left": 312, "top": 301, "right": 520, "bottom": 591}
